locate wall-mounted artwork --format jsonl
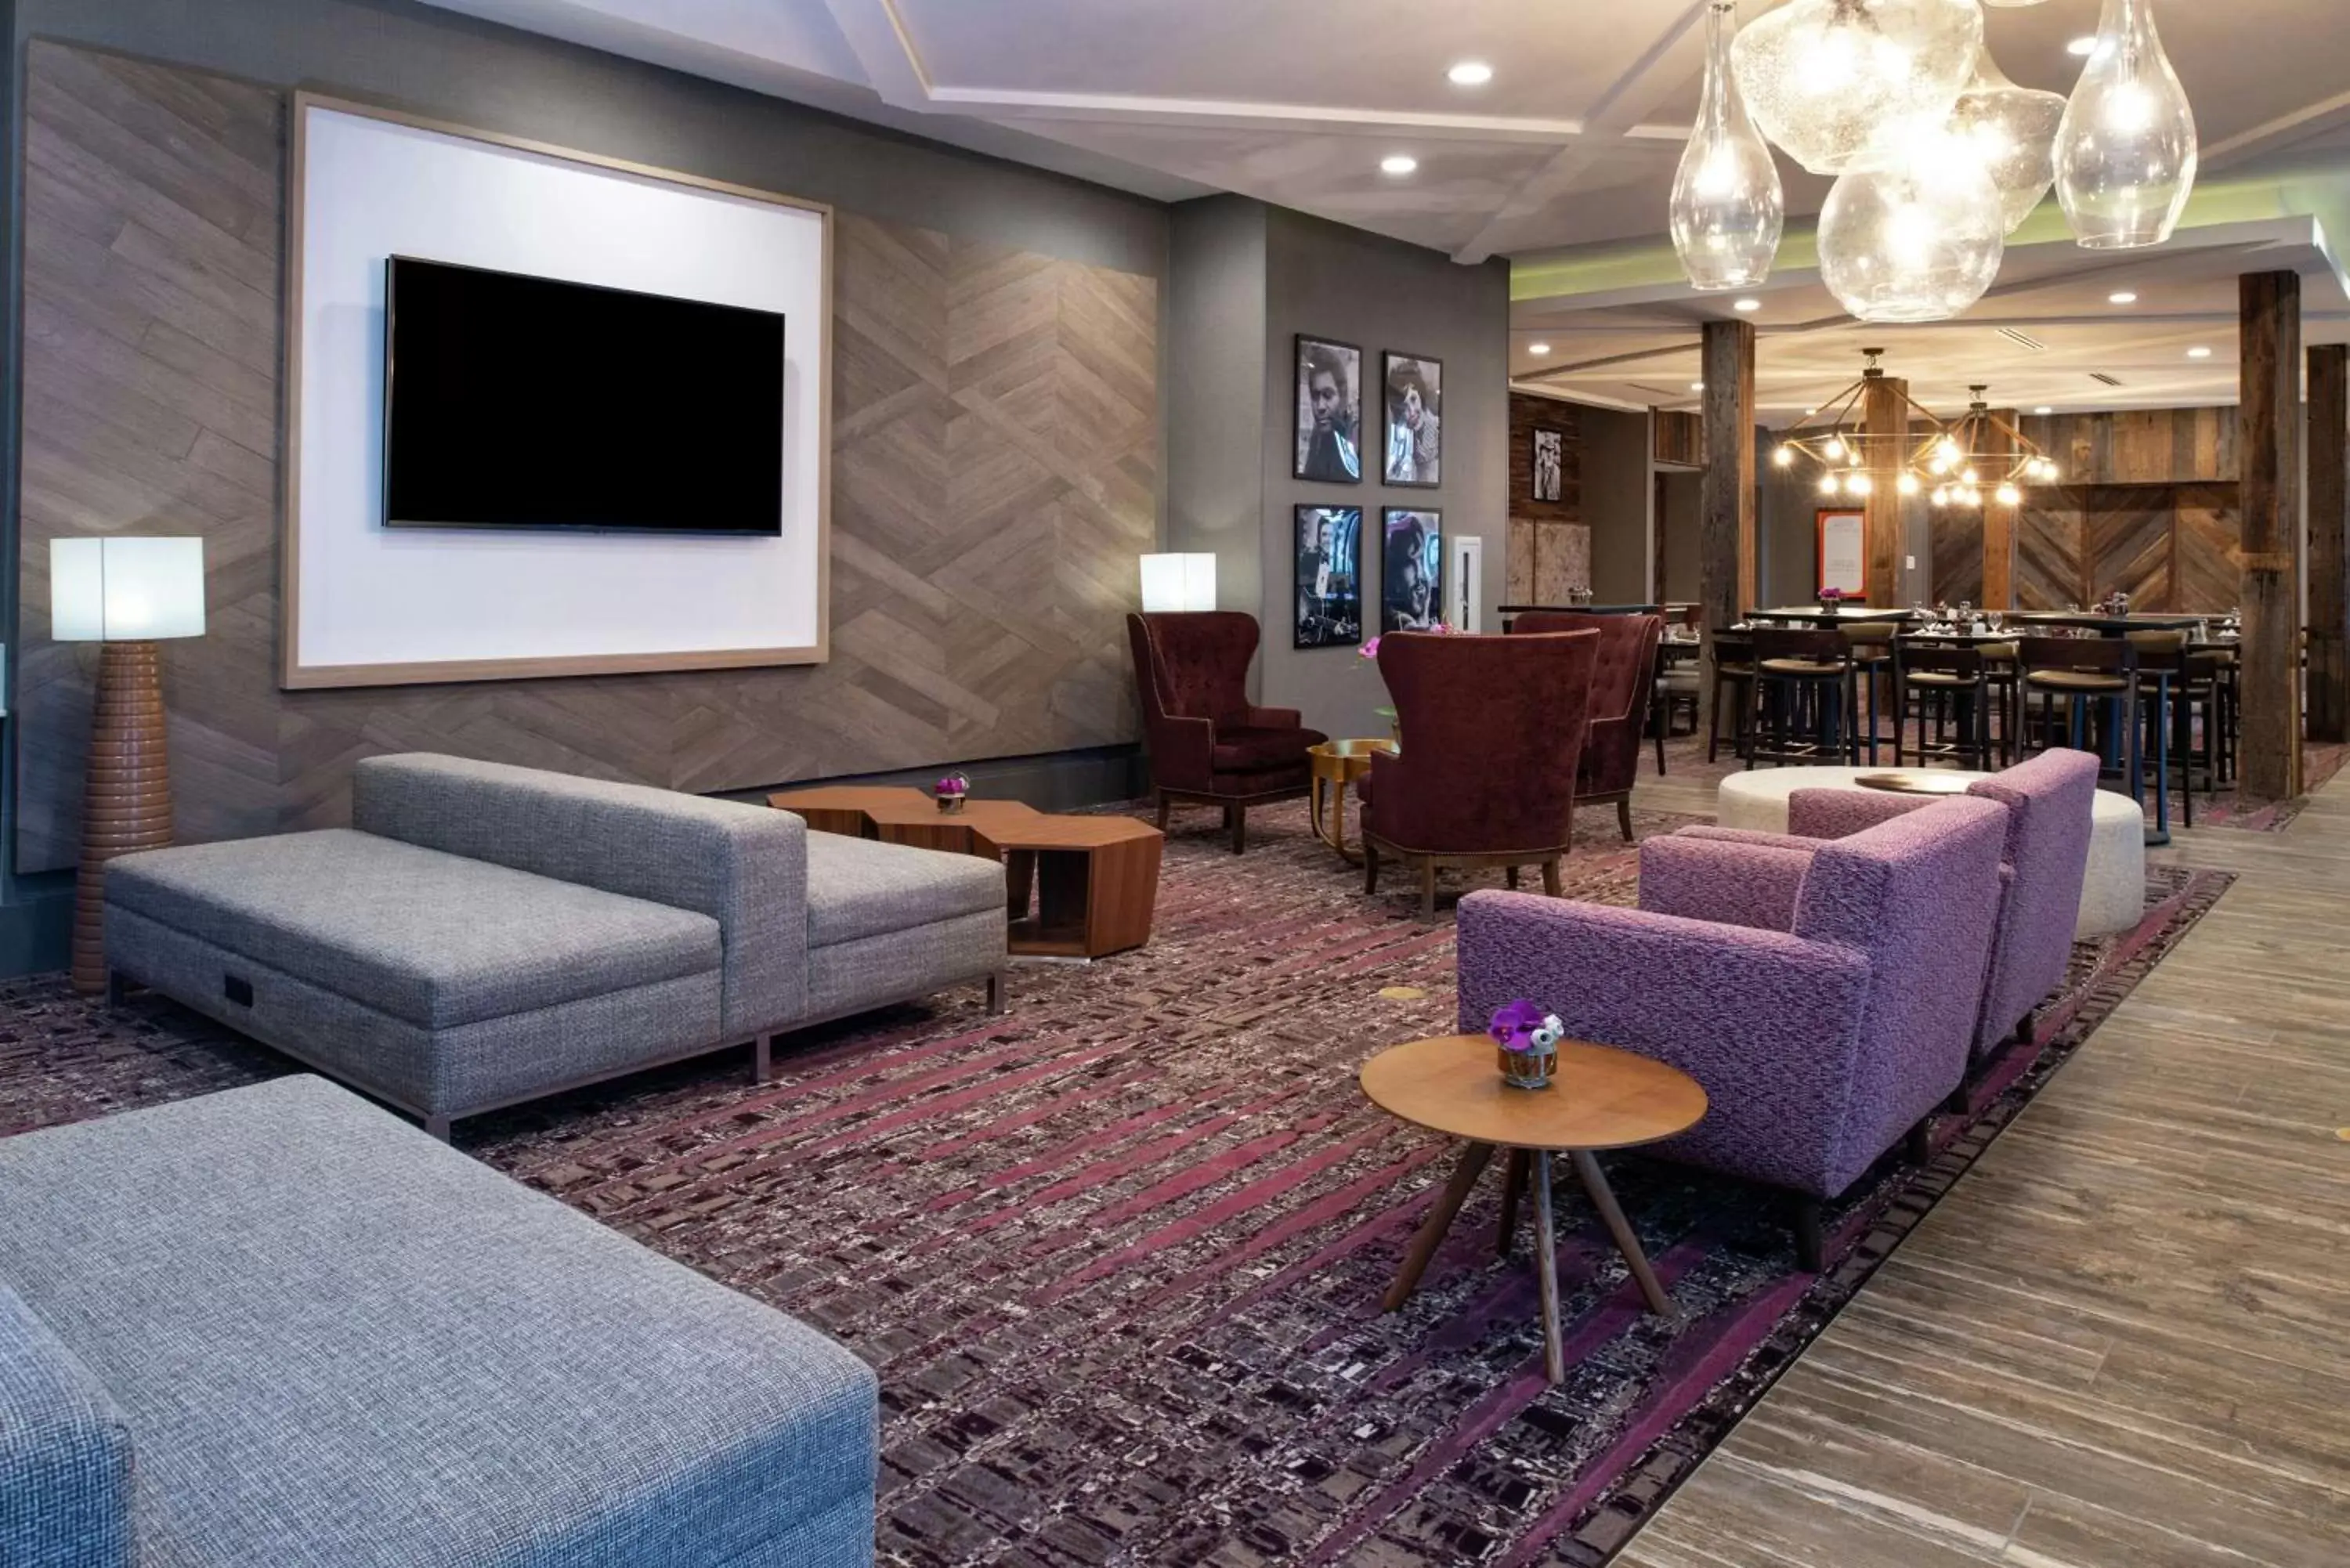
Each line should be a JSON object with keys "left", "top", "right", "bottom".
{"left": 1531, "top": 426, "right": 1564, "bottom": 503}
{"left": 1293, "top": 334, "right": 1364, "bottom": 483}
{"left": 1294, "top": 506, "right": 1363, "bottom": 648}
{"left": 1382, "top": 508, "right": 1444, "bottom": 632}
{"left": 1383, "top": 351, "right": 1444, "bottom": 486}
{"left": 1817, "top": 508, "right": 1867, "bottom": 598}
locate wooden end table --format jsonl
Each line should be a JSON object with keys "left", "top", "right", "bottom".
{"left": 1359, "top": 1034, "right": 1707, "bottom": 1382}
{"left": 766, "top": 786, "right": 1042, "bottom": 856}
{"left": 1308, "top": 739, "right": 1395, "bottom": 864}
{"left": 970, "top": 816, "right": 1164, "bottom": 959}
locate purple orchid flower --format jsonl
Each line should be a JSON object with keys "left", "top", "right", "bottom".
{"left": 1488, "top": 999, "right": 1548, "bottom": 1053}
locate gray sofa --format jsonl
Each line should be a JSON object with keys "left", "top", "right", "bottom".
{"left": 0, "top": 1075, "right": 878, "bottom": 1566}
{"left": 103, "top": 753, "right": 1007, "bottom": 1137}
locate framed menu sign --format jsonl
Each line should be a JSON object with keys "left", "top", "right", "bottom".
{"left": 1816, "top": 509, "right": 1867, "bottom": 598}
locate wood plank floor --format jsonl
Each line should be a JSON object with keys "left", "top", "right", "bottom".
{"left": 1617, "top": 764, "right": 2350, "bottom": 1568}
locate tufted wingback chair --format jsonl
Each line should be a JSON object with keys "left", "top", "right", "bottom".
{"left": 1126, "top": 612, "right": 1328, "bottom": 852}
{"left": 1509, "top": 612, "right": 1664, "bottom": 840}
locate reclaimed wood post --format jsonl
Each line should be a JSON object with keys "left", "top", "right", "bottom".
{"left": 1864, "top": 373, "right": 1907, "bottom": 605}
{"left": 2308, "top": 343, "right": 2348, "bottom": 743}
{"left": 2239, "top": 271, "right": 2304, "bottom": 802}
{"left": 1697, "top": 320, "right": 1755, "bottom": 740}
{"left": 1982, "top": 409, "right": 2020, "bottom": 610}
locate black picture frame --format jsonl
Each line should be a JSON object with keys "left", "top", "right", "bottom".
{"left": 1293, "top": 506, "right": 1363, "bottom": 649}
{"left": 1530, "top": 425, "right": 1564, "bottom": 504}
{"left": 1381, "top": 350, "right": 1444, "bottom": 488}
{"left": 1380, "top": 508, "right": 1444, "bottom": 633}
{"left": 1292, "top": 334, "right": 1365, "bottom": 484}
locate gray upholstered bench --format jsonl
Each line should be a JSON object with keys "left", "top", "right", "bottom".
{"left": 104, "top": 754, "right": 1007, "bottom": 1137}
{"left": 0, "top": 1075, "right": 878, "bottom": 1566}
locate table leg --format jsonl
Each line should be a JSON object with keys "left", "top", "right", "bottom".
{"left": 1496, "top": 1148, "right": 1528, "bottom": 1255}
{"left": 1310, "top": 772, "right": 1331, "bottom": 847}
{"left": 1531, "top": 1151, "right": 1565, "bottom": 1383}
{"left": 1569, "top": 1148, "right": 1678, "bottom": 1321}
{"left": 1382, "top": 1141, "right": 1492, "bottom": 1311}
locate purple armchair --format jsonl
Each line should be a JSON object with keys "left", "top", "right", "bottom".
{"left": 1363, "top": 629, "right": 1600, "bottom": 918}
{"left": 1669, "top": 748, "right": 2099, "bottom": 1062}
{"left": 1127, "top": 612, "right": 1329, "bottom": 852}
{"left": 1509, "top": 612, "right": 1664, "bottom": 841}
{"left": 1456, "top": 795, "right": 2008, "bottom": 1268}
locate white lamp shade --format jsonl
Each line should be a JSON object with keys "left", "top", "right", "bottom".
{"left": 51, "top": 537, "right": 208, "bottom": 642}
{"left": 1139, "top": 553, "right": 1217, "bottom": 613}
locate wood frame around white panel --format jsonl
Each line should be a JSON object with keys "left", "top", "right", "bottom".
{"left": 280, "top": 91, "right": 834, "bottom": 689}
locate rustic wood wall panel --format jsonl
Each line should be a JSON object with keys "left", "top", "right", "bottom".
{"left": 1930, "top": 504, "right": 1985, "bottom": 606}
{"left": 14, "top": 42, "right": 1159, "bottom": 874}
{"left": 1652, "top": 409, "right": 1701, "bottom": 468}
{"left": 2174, "top": 484, "right": 2243, "bottom": 612}
{"left": 2016, "top": 493, "right": 2088, "bottom": 610}
{"left": 1507, "top": 394, "right": 1581, "bottom": 522}
{"left": 2016, "top": 406, "right": 2236, "bottom": 485}
{"left": 2010, "top": 482, "right": 2240, "bottom": 612}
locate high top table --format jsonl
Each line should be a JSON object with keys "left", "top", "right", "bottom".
{"left": 1359, "top": 1034, "right": 1707, "bottom": 1382}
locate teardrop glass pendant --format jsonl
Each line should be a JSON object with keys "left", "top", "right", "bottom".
{"left": 1949, "top": 43, "right": 2067, "bottom": 233}
{"left": 1731, "top": 0, "right": 1982, "bottom": 176}
{"left": 2054, "top": 0, "right": 2197, "bottom": 247}
{"left": 1672, "top": 1, "right": 1784, "bottom": 291}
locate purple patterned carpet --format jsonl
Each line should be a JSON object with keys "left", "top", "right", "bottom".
{"left": 0, "top": 797, "right": 2230, "bottom": 1566}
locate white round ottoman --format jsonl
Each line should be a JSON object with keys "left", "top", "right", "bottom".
{"left": 1711, "top": 764, "right": 2144, "bottom": 940}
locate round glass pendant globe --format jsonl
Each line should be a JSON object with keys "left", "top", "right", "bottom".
{"left": 2054, "top": 0, "right": 2198, "bottom": 247}
{"left": 1730, "top": 0, "right": 1983, "bottom": 176}
{"left": 1950, "top": 48, "right": 2066, "bottom": 232}
{"left": 1819, "top": 140, "right": 2006, "bottom": 323}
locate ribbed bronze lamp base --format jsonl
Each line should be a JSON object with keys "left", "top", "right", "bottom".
{"left": 72, "top": 640, "right": 172, "bottom": 994}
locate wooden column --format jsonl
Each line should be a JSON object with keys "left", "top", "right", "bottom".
{"left": 2308, "top": 343, "right": 2348, "bottom": 743}
{"left": 1697, "top": 320, "right": 1756, "bottom": 734}
{"left": 1982, "top": 409, "right": 2020, "bottom": 609}
{"left": 1864, "top": 374, "right": 1907, "bottom": 605}
{"left": 2239, "top": 271, "right": 2304, "bottom": 801}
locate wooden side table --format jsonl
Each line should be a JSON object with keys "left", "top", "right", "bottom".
{"left": 1307, "top": 739, "right": 1395, "bottom": 864}
{"left": 765, "top": 785, "right": 926, "bottom": 838}
{"left": 1359, "top": 1034, "right": 1707, "bottom": 1382}
{"left": 970, "top": 817, "right": 1164, "bottom": 959}
{"left": 765, "top": 786, "right": 1042, "bottom": 857}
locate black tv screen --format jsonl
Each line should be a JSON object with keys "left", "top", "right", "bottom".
{"left": 383, "top": 256, "right": 786, "bottom": 534}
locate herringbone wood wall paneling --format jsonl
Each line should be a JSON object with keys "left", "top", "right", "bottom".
{"left": 2012, "top": 484, "right": 2240, "bottom": 612}
{"left": 13, "top": 42, "right": 1159, "bottom": 874}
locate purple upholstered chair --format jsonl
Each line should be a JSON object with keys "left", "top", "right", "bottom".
{"left": 1669, "top": 748, "right": 2099, "bottom": 1061}
{"left": 1362, "top": 629, "right": 1600, "bottom": 919}
{"left": 1456, "top": 795, "right": 2008, "bottom": 1269}
{"left": 1509, "top": 612, "right": 1665, "bottom": 842}
{"left": 1128, "top": 612, "right": 1329, "bottom": 852}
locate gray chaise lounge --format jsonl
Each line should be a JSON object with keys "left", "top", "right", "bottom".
{"left": 103, "top": 753, "right": 1007, "bottom": 1137}
{"left": 0, "top": 1075, "right": 878, "bottom": 1566}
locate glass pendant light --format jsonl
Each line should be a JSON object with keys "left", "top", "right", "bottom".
{"left": 1672, "top": 2, "right": 1784, "bottom": 291}
{"left": 1731, "top": 0, "right": 1983, "bottom": 176}
{"left": 2053, "top": 0, "right": 2197, "bottom": 247}
{"left": 1950, "top": 45, "right": 2067, "bottom": 233}
{"left": 1818, "top": 120, "right": 2006, "bottom": 322}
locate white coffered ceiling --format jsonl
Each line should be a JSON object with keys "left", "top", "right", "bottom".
{"left": 425, "top": 0, "right": 2350, "bottom": 410}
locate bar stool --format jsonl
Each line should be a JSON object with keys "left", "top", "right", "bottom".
{"left": 1706, "top": 630, "right": 1755, "bottom": 764}
{"left": 1842, "top": 618, "right": 1903, "bottom": 764}
{"left": 2017, "top": 635, "right": 2141, "bottom": 811}
{"left": 1747, "top": 628, "right": 1858, "bottom": 769}
{"left": 1977, "top": 638, "right": 2021, "bottom": 765}
{"left": 2129, "top": 629, "right": 2200, "bottom": 829}
{"left": 1893, "top": 638, "right": 1994, "bottom": 768}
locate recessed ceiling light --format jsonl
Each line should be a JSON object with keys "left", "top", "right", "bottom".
{"left": 1446, "top": 60, "right": 1494, "bottom": 87}
{"left": 1527, "top": 341, "right": 1551, "bottom": 356}
{"left": 1734, "top": 298, "right": 1762, "bottom": 313}
{"left": 1805, "top": 406, "right": 1818, "bottom": 415}
{"left": 2066, "top": 35, "right": 2099, "bottom": 56}
{"left": 1379, "top": 154, "right": 1418, "bottom": 176}
{"left": 1690, "top": 381, "right": 1705, "bottom": 392}
{"left": 2187, "top": 345, "right": 2213, "bottom": 359}
{"left": 2034, "top": 405, "right": 2055, "bottom": 414}
{"left": 2108, "top": 291, "right": 2138, "bottom": 305}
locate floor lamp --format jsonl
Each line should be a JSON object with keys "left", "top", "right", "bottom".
{"left": 51, "top": 537, "right": 207, "bottom": 995}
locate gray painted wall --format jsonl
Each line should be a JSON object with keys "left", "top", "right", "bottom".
{"left": 1582, "top": 406, "right": 1653, "bottom": 604}
{"left": 1166, "top": 197, "right": 1270, "bottom": 627}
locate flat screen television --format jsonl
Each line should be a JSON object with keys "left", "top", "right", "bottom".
{"left": 383, "top": 256, "right": 786, "bottom": 534}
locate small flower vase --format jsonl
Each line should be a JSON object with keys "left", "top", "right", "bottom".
{"left": 935, "top": 790, "right": 966, "bottom": 815}
{"left": 1499, "top": 1043, "right": 1556, "bottom": 1090}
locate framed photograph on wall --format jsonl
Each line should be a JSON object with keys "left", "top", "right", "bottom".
{"left": 1817, "top": 508, "right": 1867, "bottom": 598}
{"left": 1530, "top": 426, "right": 1564, "bottom": 503}
{"left": 1381, "top": 508, "right": 1444, "bottom": 632}
{"left": 1382, "top": 350, "right": 1443, "bottom": 486}
{"left": 1294, "top": 505, "right": 1363, "bottom": 649}
{"left": 1293, "top": 334, "right": 1364, "bottom": 483}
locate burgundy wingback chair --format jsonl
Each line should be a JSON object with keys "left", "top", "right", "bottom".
{"left": 1126, "top": 612, "right": 1328, "bottom": 852}
{"left": 1509, "top": 612, "right": 1664, "bottom": 841}
{"left": 1361, "top": 629, "right": 1600, "bottom": 918}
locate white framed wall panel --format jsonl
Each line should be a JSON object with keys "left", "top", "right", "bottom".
{"left": 284, "top": 96, "right": 832, "bottom": 687}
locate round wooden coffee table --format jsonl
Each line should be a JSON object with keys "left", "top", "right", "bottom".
{"left": 1359, "top": 1034, "right": 1707, "bottom": 1382}
{"left": 1308, "top": 739, "right": 1395, "bottom": 862}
